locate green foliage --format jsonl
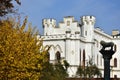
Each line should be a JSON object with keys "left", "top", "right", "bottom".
{"left": 76, "top": 57, "right": 101, "bottom": 78}
{"left": 86, "top": 57, "right": 101, "bottom": 78}
{"left": 63, "top": 60, "right": 70, "bottom": 71}
{"left": 40, "top": 61, "right": 69, "bottom": 80}
{"left": 54, "top": 62, "right": 69, "bottom": 79}
{"left": 0, "top": 17, "right": 48, "bottom": 80}
{"left": 76, "top": 66, "right": 84, "bottom": 77}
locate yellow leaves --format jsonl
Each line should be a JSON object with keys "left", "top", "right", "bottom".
{"left": 0, "top": 18, "right": 48, "bottom": 80}
{"left": 20, "top": 17, "right": 27, "bottom": 32}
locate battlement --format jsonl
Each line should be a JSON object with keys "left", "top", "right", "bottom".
{"left": 63, "top": 16, "right": 74, "bottom": 22}
{"left": 81, "top": 16, "right": 95, "bottom": 25}
{"left": 42, "top": 18, "right": 56, "bottom": 27}
{"left": 60, "top": 16, "right": 77, "bottom": 27}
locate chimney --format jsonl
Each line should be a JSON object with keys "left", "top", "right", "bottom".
{"left": 112, "top": 30, "right": 119, "bottom": 36}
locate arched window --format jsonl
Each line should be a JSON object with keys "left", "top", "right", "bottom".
{"left": 47, "top": 52, "right": 50, "bottom": 61}
{"left": 100, "top": 56, "right": 102, "bottom": 66}
{"left": 56, "top": 51, "right": 61, "bottom": 61}
{"left": 85, "top": 31, "right": 87, "bottom": 36}
{"left": 97, "top": 54, "right": 98, "bottom": 66}
{"left": 80, "top": 49, "right": 81, "bottom": 66}
{"left": 83, "top": 49, "right": 85, "bottom": 67}
{"left": 114, "top": 45, "right": 117, "bottom": 52}
{"left": 114, "top": 58, "right": 117, "bottom": 67}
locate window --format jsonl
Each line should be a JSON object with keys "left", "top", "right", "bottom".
{"left": 85, "top": 31, "right": 87, "bottom": 36}
{"left": 56, "top": 51, "right": 61, "bottom": 61}
{"left": 67, "top": 21, "right": 70, "bottom": 26}
{"left": 83, "top": 49, "right": 85, "bottom": 67}
{"left": 100, "top": 56, "right": 102, "bottom": 66}
{"left": 97, "top": 54, "right": 98, "bottom": 66}
{"left": 114, "top": 58, "right": 117, "bottom": 67}
{"left": 47, "top": 52, "right": 50, "bottom": 61}
{"left": 114, "top": 75, "right": 117, "bottom": 78}
{"left": 80, "top": 49, "right": 81, "bottom": 65}
{"left": 114, "top": 45, "right": 117, "bottom": 51}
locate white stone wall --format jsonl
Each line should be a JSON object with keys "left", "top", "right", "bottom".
{"left": 41, "top": 16, "right": 120, "bottom": 78}
{"left": 43, "top": 16, "right": 80, "bottom": 35}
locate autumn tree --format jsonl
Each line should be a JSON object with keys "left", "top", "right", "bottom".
{"left": 0, "top": 0, "right": 21, "bottom": 17}
{"left": 0, "top": 17, "right": 48, "bottom": 80}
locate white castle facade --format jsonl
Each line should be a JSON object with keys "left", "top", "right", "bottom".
{"left": 40, "top": 16, "right": 120, "bottom": 78}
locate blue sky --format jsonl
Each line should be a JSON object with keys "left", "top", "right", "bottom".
{"left": 19, "top": 0, "right": 120, "bottom": 35}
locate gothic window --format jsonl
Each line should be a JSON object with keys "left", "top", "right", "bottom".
{"left": 100, "top": 56, "right": 102, "bottom": 66}
{"left": 114, "top": 75, "right": 117, "bottom": 78}
{"left": 80, "top": 49, "right": 81, "bottom": 66}
{"left": 114, "top": 45, "right": 117, "bottom": 51}
{"left": 83, "top": 49, "right": 85, "bottom": 67}
{"left": 114, "top": 58, "right": 117, "bottom": 67}
{"left": 56, "top": 51, "right": 61, "bottom": 61}
{"left": 47, "top": 52, "right": 50, "bottom": 61}
{"left": 67, "top": 21, "right": 70, "bottom": 26}
{"left": 85, "top": 31, "right": 87, "bottom": 36}
{"left": 97, "top": 54, "right": 98, "bottom": 66}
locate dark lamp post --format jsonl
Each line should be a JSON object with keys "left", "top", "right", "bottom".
{"left": 99, "top": 41, "right": 116, "bottom": 80}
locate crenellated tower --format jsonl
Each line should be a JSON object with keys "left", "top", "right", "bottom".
{"left": 42, "top": 18, "right": 56, "bottom": 35}
{"left": 80, "top": 16, "right": 95, "bottom": 42}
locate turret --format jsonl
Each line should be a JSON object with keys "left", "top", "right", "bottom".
{"left": 81, "top": 16, "right": 95, "bottom": 25}
{"left": 42, "top": 19, "right": 56, "bottom": 35}
{"left": 80, "top": 16, "right": 96, "bottom": 42}
{"left": 42, "top": 18, "right": 56, "bottom": 28}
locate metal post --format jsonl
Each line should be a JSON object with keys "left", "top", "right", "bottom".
{"left": 99, "top": 41, "right": 116, "bottom": 80}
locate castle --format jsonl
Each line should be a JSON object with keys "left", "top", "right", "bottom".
{"left": 39, "top": 16, "right": 120, "bottom": 78}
